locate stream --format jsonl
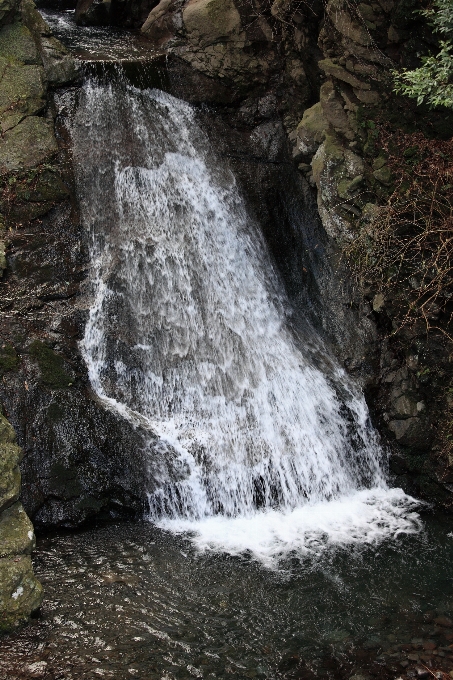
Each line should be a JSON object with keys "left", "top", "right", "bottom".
{"left": 1, "top": 10, "right": 453, "bottom": 680}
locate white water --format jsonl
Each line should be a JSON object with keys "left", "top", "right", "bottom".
{"left": 71, "top": 80, "right": 421, "bottom": 566}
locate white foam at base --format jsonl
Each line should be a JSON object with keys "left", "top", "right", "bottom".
{"left": 157, "top": 487, "right": 422, "bottom": 568}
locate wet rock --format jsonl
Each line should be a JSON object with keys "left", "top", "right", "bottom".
{"left": 20, "top": 0, "right": 77, "bottom": 85}
{"left": 387, "top": 416, "right": 431, "bottom": 449}
{"left": 0, "top": 116, "right": 58, "bottom": 175}
{"left": 75, "top": 0, "right": 112, "bottom": 25}
{"left": 141, "top": 0, "right": 179, "bottom": 45}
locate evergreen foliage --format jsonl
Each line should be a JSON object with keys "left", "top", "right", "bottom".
{"left": 394, "top": 0, "right": 453, "bottom": 108}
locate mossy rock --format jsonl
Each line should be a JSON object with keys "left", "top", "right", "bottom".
{"left": 0, "top": 554, "right": 42, "bottom": 632}
{"left": 0, "top": 441, "right": 22, "bottom": 512}
{"left": 0, "top": 116, "right": 58, "bottom": 176}
{"left": 16, "top": 169, "right": 69, "bottom": 203}
{"left": 29, "top": 340, "right": 73, "bottom": 388}
{"left": 0, "top": 410, "right": 15, "bottom": 444}
{"left": 0, "top": 22, "right": 38, "bottom": 64}
{"left": 0, "top": 502, "right": 35, "bottom": 558}
{"left": 0, "top": 63, "right": 46, "bottom": 132}
{"left": 0, "top": 344, "right": 19, "bottom": 375}
{"left": 0, "top": 0, "right": 19, "bottom": 28}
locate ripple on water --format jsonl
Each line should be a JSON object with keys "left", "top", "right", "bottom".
{"left": 0, "top": 517, "right": 453, "bottom": 679}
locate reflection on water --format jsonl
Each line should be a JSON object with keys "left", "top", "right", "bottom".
{"left": 1, "top": 516, "right": 453, "bottom": 679}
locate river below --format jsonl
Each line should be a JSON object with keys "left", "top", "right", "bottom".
{"left": 1, "top": 513, "right": 453, "bottom": 680}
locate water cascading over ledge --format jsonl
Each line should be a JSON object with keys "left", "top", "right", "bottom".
{"left": 70, "top": 75, "right": 421, "bottom": 566}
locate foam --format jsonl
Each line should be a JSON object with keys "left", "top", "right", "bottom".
{"left": 158, "top": 487, "right": 422, "bottom": 569}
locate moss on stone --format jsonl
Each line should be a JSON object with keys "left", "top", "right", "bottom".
{"left": 0, "top": 410, "right": 15, "bottom": 444}
{"left": 0, "top": 555, "right": 42, "bottom": 632}
{"left": 0, "top": 343, "right": 19, "bottom": 375}
{"left": 0, "top": 0, "right": 19, "bottom": 29}
{"left": 29, "top": 340, "right": 73, "bottom": 388}
{"left": 0, "top": 63, "right": 46, "bottom": 132}
{"left": 0, "top": 116, "right": 58, "bottom": 176}
{"left": 0, "top": 441, "right": 22, "bottom": 512}
{"left": 0, "top": 22, "right": 38, "bottom": 64}
{"left": 0, "top": 502, "right": 35, "bottom": 558}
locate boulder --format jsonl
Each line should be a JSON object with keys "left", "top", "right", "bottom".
{"left": 20, "top": 0, "right": 78, "bottom": 85}
{"left": 75, "top": 0, "right": 111, "bottom": 26}
{"left": 294, "top": 102, "right": 327, "bottom": 157}
{"left": 0, "top": 21, "right": 39, "bottom": 63}
{"left": 0, "top": 412, "right": 42, "bottom": 631}
{"left": 183, "top": 0, "right": 241, "bottom": 46}
{"left": 0, "top": 555, "right": 42, "bottom": 632}
{"left": 0, "top": 413, "right": 22, "bottom": 513}
{"left": 0, "top": 502, "right": 35, "bottom": 559}
{"left": 0, "top": 116, "right": 58, "bottom": 175}
{"left": 0, "top": 62, "right": 46, "bottom": 132}
{"left": 320, "top": 80, "right": 354, "bottom": 138}
{"left": 0, "top": 0, "right": 19, "bottom": 28}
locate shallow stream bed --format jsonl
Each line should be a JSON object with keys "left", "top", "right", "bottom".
{"left": 1, "top": 514, "right": 453, "bottom": 680}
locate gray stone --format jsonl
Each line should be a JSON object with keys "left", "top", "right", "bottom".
{"left": 0, "top": 63, "right": 46, "bottom": 132}
{"left": 0, "top": 116, "right": 58, "bottom": 175}
{"left": 294, "top": 102, "right": 327, "bottom": 157}
{"left": 0, "top": 555, "right": 42, "bottom": 631}
{"left": 0, "top": 501, "right": 35, "bottom": 558}
{"left": 183, "top": 0, "right": 241, "bottom": 46}
{"left": 141, "top": 0, "right": 178, "bottom": 44}
{"left": 319, "top": 58, "right": 371, "bottom": 89}
{"left": 0, "top": 22, "right": 39, "bottom": 64}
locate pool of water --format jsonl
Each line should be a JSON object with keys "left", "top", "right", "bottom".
{"left": 1, "top": 513, "right": 453, "bottom": 679}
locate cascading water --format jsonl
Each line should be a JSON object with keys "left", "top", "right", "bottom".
{"left": 71, "top": 77, "right": 421, "bottom": 566}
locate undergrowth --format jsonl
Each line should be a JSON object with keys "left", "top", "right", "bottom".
{"left": 344, "top": 126, "right": 453, "bottom": 344}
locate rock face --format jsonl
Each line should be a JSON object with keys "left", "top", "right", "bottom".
{"left": 0, "top": 409, "right": 42, "bottom": 632}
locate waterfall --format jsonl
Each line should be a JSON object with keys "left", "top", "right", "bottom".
{"left": 70, "top": 78, "right": 421, "bottom": 566}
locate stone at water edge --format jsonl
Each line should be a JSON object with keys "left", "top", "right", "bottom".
{"left": 0, "top": 411, "right": 42, "bottom": 632}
